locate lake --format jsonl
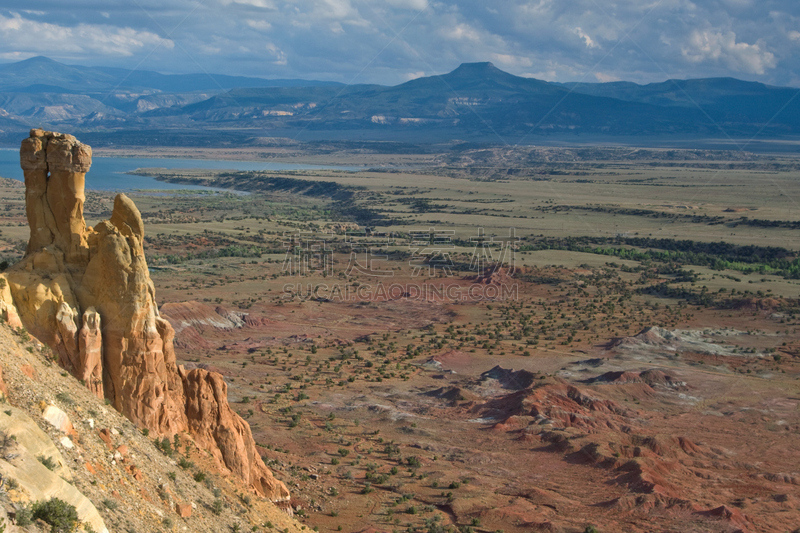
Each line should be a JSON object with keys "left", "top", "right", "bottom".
{"left": 0, "top": 149, "right": 358, "bottom": 191}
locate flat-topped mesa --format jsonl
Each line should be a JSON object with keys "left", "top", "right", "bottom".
{"left": 5, "top": 130, "right": 290, "bottom": 503}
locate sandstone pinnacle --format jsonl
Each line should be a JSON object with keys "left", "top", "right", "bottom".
{"left": 5, "top": 129, "right": 289, "bottom": 502}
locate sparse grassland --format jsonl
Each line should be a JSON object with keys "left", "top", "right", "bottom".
{"left": 2, "top": 146, "right": 800, "bottom": 532}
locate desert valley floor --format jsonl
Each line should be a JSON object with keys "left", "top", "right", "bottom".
{"left": 2, "top": 144, "right": 800, "bottom": 533}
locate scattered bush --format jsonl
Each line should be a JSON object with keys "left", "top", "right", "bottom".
{"left": 55, "top": 392, "right": 74, "bottom": 407}
{"left": 102, "top": 499, "right": 118, "bottom": 510}
{"left": 156, "top": 437, "right": 173, "bottom": 456}
{"left": 37, "top": 455, "right": 57, "bottom": 471}
{"left": 31, "top": 497, "right": 79, "bottom": 533}
{"left": 15, "top": 506, "right": 33, "bottom": 526}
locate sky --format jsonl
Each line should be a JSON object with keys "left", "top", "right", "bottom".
{"left": 0, "top": 0, "right": 798, "bottom": 86}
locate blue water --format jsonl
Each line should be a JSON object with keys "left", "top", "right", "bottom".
{"left": 0, "top": 148, "right": 359, "bottom": 191}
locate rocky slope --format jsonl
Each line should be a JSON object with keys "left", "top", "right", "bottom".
{"left": 0, "top": 316, "right": 303, "bottom": 532}
{"left": 1, "top": 130, "right": 290, "bottom": 507}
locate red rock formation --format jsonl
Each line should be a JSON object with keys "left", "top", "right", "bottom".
{"left": 159, "top": 300, "right": 245, "bottom": 350}
{"left": 6, "top": 130, "right": 289, "bottom": 503}
{"left": 181, "top": 368, "right": 289, "bottom": 501}
{"left": 475, "top": 380, "right": 628, "bottom": 432}
{"left": 696, "top": 504, "right": 751, "bottom": 532}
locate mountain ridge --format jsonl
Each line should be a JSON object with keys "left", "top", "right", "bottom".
{"left": 0, "top": 56, "right": 343, "bottom": 93}
{"left": 1, "top": 58, "right": 799, "bottom": 144}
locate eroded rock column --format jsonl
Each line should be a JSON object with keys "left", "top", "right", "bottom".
{"left": 78, "top": 308, "right": 104, "bottom": 399}
{"left": 8, "top": 130, "right": 290, "bottom": 502}
{"left": 20, "top": 130, "right": 56, "bottom": 253}
{"left": 182, "top": 368, "right": 291, "bottom": 502}
{"left": 45, "top": 134, "right": 91, "bottom": 264}
{"left": 20, "top": 130, "right": 91, "bottom": 262}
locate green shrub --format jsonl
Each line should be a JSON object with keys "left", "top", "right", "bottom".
{"left": 37, "top": 455, "right": 57, "bottom": 471}
{"left": 15, "top": 506, "right": 32, "bottom": 526}
{"left": 212, "top": 499, "right": 224, "bottom": 515}
{"left": 102, "top": 498, "right": 118, "bottom": 510}
{"left": 55, "top": 392, "right": 74, "bottom": 407}
{"left": 31, "top": 497, "right": 79, "bottom": 533}
{"left": 156, "top": 437, "right": 173, "bottom": 456}
{"left": 15, "top": 328, "right": 30, "bottom": 342}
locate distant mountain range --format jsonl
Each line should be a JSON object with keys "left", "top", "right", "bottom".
{"left": 0, "top": 56, "right": 798, "bottom": 146}
{"left": 0, "top": 55, "right": 342, "bottom": 93}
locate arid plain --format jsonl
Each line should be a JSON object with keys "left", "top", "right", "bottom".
{"left": 2, "top": 144, "right": 799, "bottom": 533}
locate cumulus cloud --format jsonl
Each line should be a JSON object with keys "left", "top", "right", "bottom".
{"left": 574, "top": 27, "right": 599, "bottom": 49}
{"left": 318, "top": 0, "right": 357, "bottom": 19}
{"left": 0, "top": 12, "right": 169, "bottom": 57}
{"left": 682, "top": 30, "right": 776, "bottom": 74}
{"left": 403, "top": 70, "right": 426, "bottom": 80}
{"left": 525, "top": 69, "right": 558, "bottom": 81}
{"left": 220, "top": 0, "right": 276, "bottom": 8}
{"left": 442, "top": 23, "right": 482, "bottom": 42}
{"left": 385, "top": 0, "right": 428, "bottom": 10}
{"left": 265, "top": 42, "right": 287, "bottom": 65}
{"left": 246, "top": 19, "right": 272, "bottom": 31}
{"left": 0, "top": 0, "right": 798, "bottom": 86}
{"left": 594, "top": 72, "right": 620, "bottom": 82}
{"left": 491, "top": 54, "right": 532, "bottom": 68}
